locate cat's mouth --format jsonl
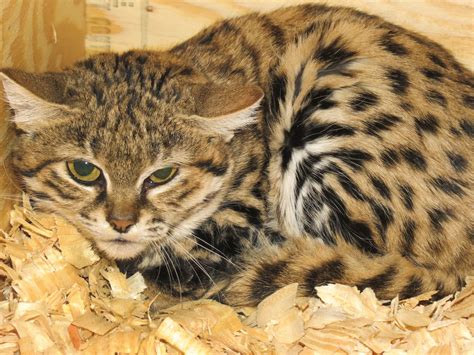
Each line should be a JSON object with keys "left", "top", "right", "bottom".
{"left": 95, "top": 237, "right": 147, "bottom": 260}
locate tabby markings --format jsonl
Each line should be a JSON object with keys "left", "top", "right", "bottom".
{"left": 415, "top": 114, "right": 439, "bottom": 136}
{"left": 400, "top": 276, "right": 423, "bottom": 299}
{"left": 350, "top": 91, "right": 379, "bottom": 112}
{"left": 386, "top": 68, "right": 409, "bottom": 95}
{"left": 303, "top": 259, "right": 345, "bottom": 294}
{"left": 357, "top": 265, "right": 397, "bottom": 294}
{"left": 251, "top": 260, "right": 288, "bottom": 301}
{"left": 379, "top": 31, "right": 409, "bottom": 56}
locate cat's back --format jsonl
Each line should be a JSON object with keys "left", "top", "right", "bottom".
{"left": 173, "top": 4, "right": 473, "bottom": 295}
{"left": 255, "top": 5, "right": 473, "bottom": 274}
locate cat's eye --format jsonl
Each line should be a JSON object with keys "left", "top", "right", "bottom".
{"left": 148, "top": 167, "right": 177, "bottom": 185}
{"left": 67, "top": 160, "right": 101, "bottom": 184}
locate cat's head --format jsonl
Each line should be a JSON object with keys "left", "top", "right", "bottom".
{"left": 0, "top": 51, "right": 262, "bottom": 260}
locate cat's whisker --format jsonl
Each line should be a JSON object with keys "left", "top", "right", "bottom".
{"left": 166, "top": 238, "right": 207, "bottom": 292}
{"left": 160, "top": 243, "right": 183, "bottom": 302}
{"left": 167, "top": 237, "right": 218, "bottom": 292}
{"left": 170, "top": 224, "right": 241, "bottom": 271}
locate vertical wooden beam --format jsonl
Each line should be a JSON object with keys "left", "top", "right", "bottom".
{"left": 0, "top": 0, "right": 86, "bottom": 230}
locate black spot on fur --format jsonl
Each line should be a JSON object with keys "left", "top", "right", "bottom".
{"left": 400, "top": 276, "right": 423, "bottom": 299}
{"left": 421, "top": 68, "right": 443, "bottom": 81}
{"left": 303, "top": 259, "right": 345, "bottom": 295}
{"left": 314, "top": 36, "right": 356, "bottom": 65}
{"left": 401, "top": 148, "right": 427, "bottom": 171}
{"left": 370, "top": 201, "right": 394, "bottom": 240}
{"left": 399, "top": 184, "right": 415, "bottom": 210}
{"left": 425, "top": 90, "right": 447, "bottom": 107}
{"left": 350, "top": 91, "right": 379, "bottom": 112}
{"left": 415, "top": 114, "right": 440, "bottom": 136}
{"left": 365, "top": 113, "right": 402, "bottom": 137}
{"left": 370, "top": 176, "right": 391, "bottom": 200}
{"left": 380, "top": 148, "right": 400, "bottom": 167}
{"left": 251, "top": 260, "right": 288, "bottom": 301}
{"left": 357, "top": 265, "right": 397, "bottom": 294}
{"left": 380, "top": 31, "right": 409, "bottom": 56}
{"left": 428, "top": 53, "right": 447, "bottom": 68}
{"left": 431, "top": 177, "right": 466, "bottom": 196}
{"left": 400, "top": 219, "right": 416, "bottom": 257}
{"left": 459, "top": 119, "right": 474, "bottom": 137}
{"left": 427, "top": 207, "right": 453, "bottom": 232}
{"left": 400, "top": 102, "right": 414, "bottom": 112}
{"left": 463, "top": 95, "right": 474, "bottom": 109}
{"left": 446, "top": 152, "right": 468, "bottom": 172}
{"left": 386, "top": 68, "right": 409, "bottom": 95}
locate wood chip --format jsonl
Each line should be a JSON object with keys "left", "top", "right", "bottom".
{"left": 0, "top": 197, "right": 472, "bottom": 353}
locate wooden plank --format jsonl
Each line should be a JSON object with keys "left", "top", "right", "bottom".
{"left": 0, "top": 0, "right": 86, "bottom": 230}
{"left": 86, "top": 0, "right": 474, "bottom": 69}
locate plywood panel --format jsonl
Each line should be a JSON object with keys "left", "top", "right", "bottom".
{"left": 0, "top": 0, "right": 86, "bottom": 230}
{"left": 86, "top": 0, "right": 474, "bottom": 69}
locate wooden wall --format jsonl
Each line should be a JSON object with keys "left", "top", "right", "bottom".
{"left": 86, "top": 0, "right": 474, "bottom": 69}
{"left": 0, "top": 0, "right": 86, "bottom": 230}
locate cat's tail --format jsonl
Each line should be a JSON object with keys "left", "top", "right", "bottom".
{"left": 212, "top": 237, "right": 466, "bottom": 306}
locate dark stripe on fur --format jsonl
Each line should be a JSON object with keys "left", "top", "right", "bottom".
{"left": 303, "top": 259, "right": 345, "bottom": 295}
{"left": 357, "top": 265, "right": 397, "bottom": 294}
{"left": 222, "top": 201, "right": 262, "bottom": 227}
{"left": 400, "top": 219, "right": 416, "bottom": 257}
{"left": 194, "top": 160, "right": 228, "bottom": 176}
{"left": 19, "top": 160, "right": 58, "bottom": 178}
{"left": 250, "top": 260, "right": 288, "bottom": 301}
{"left": 400, "top": 276, "right": 423, "bottom": 299}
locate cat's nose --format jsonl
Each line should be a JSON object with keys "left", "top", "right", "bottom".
{"left": 109, "top": 217, "right": 136, "bottom": 233}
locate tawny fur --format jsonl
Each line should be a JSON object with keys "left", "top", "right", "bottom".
{"left": 1, "top": 4, "right": 473, "bottom": 307}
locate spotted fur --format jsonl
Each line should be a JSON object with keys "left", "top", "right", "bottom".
{"left": 1, "top": 4, "right": 473, "bottom": 306}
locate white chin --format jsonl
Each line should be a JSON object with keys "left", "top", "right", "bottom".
{"left": 96, "top": 240, "right": 147, "bottom": 260}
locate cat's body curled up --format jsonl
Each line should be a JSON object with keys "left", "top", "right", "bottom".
{"left": 1, "top": 4, "right": 473, "bottom": 307}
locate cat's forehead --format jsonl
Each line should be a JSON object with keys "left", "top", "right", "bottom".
{"left": 59, "top": 52, "right": 205, "bottom": 170}
{"left": 68, "top": 51, "right": 203, "bottom": 114}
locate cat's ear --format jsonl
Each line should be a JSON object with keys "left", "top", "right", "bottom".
{"left": 188, "top": 84, "right": 264, "bottom": 141}
{"left": 0, "top": 68, "right": 71, "bottom": 132}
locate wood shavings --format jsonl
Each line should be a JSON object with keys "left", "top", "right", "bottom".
{"left": 101, "top": 267, "right": 147, "bottom": 300}
{"left": 0, "top": 197, "right": 472, "bottom": 353}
